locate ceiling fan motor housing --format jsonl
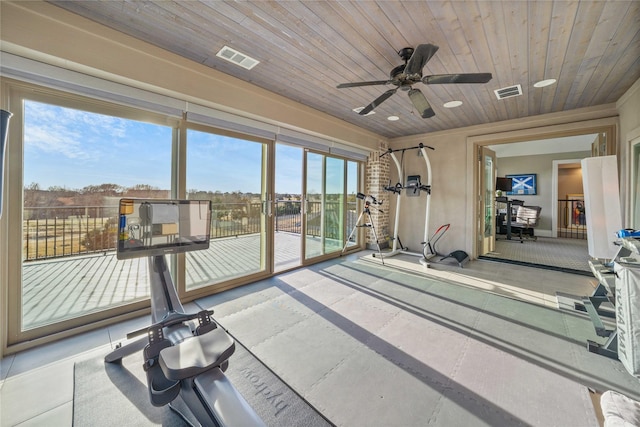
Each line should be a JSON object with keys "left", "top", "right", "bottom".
{"left": 398, "top": 47, "right": 415, "bottom": 61}
{"left": 390, "top": 64, "right": 406, "bottom": 79}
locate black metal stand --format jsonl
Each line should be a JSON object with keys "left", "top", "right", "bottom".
{"left": 343, "top": 200, "right": 385, "bottom": 264}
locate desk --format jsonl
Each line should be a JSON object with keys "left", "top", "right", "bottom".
{"left": 496, "top": 197, "right": 522, "bottom": 240}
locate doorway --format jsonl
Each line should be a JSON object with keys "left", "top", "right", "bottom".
{"left": 470, "top": 123, "right": 617, "bottom": 273}
{"left": 552, "top": 159, "right": 586, "bottom": 239}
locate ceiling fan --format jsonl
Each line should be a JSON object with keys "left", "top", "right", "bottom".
{"left": 337, "top": 44, "right": 492, "bottom": 118}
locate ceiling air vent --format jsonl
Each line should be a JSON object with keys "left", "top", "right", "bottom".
{"left": 216, "top": 46, "right": 259, "bottom": 70}
{"left": 494, "top": 84, "right": 522, "bottom": 100}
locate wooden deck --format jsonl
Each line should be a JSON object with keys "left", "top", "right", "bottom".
{"left": 22, "top": 232, "right": 305, "bottom": 330}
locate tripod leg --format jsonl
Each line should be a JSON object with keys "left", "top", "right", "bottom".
{"left": 367, "top": 212, "right": 385, "bottom": 265}
{"left": 342, "top": 211, "right": 366, "bottom": 254}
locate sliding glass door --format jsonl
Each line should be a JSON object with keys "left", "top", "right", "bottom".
{"left": 184, "top": 126, "right": 268, "bottom": 291}
{"left": 304, "top": 151, "right": 349, "bottom": 262}
{"left": 324, "top": 156, "right": 346, "bottom": 254}
{"left": 305, "top": 152, "right": 324, "bottom": 259}
{"left": 345, "top": 161, "right": 359, "bottom": 250}
{"left": 13, "top": 92, "right": 175, "bottom": 342}
{"left": 274, "top": 143, "right": 303, "bottom": 272}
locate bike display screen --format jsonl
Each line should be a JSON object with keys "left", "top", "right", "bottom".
{"left": 117, "top": 198, "right": 211, "bottom": 260}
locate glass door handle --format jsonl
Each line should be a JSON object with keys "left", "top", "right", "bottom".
{"left": 263, "top": 200, "right": 273, "bottom": 217}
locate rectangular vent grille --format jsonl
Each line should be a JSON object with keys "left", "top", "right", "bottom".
{"left": 216, "top": 46, "right": 259, "bottom": 70}
{"left": 494, "top": 84, "right": 523, "bottom": 100}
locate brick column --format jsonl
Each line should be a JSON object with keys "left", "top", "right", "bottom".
{"left": 364, "top": 141, "right": 390, "bottom": 249}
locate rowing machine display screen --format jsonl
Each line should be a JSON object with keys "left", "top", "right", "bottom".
{"left": 117, "top": 198, "right": 211, "bottom": 260}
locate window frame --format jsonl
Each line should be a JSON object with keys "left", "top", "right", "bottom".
{"left": 3, "top": 80, "right": 180, "bottom": 348}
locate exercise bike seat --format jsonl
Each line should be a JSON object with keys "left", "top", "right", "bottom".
{"left": 159, "top": 328, "right": 235, "bottom": 381}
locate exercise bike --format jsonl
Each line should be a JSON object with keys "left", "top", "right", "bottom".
{"left": 105, "top": 199, "right": 265, "bottom": 427}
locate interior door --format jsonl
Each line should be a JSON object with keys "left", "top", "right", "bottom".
{"left": 478, "top": 146, "right": 497, "bottom": 256}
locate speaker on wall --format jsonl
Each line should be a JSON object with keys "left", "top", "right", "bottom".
{"left": 0, "top": 109, "right": 13, "bottom": 218}
{"left": 581, "top": 155, "right": 622, "bottom": 259}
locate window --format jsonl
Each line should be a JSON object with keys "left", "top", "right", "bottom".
{"left": 7, "top": 85, "right": 176, "bottom": 343}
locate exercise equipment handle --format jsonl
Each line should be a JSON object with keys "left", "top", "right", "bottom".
{"left": 379, "top": 143, "right": 435, "bottom": 158}
{"left": 155, "top": 310, "right": 213, "bottom": 329}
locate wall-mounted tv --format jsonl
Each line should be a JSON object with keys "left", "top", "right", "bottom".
{"left": 495, "top": 177, "right": 513, "bottom": 192}
{"left": 117, "top": 198, "right": 211, "bottom": 260}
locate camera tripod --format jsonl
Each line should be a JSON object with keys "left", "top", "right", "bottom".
{"left": 342, "top": 199, "right": 385, "bottom": 264}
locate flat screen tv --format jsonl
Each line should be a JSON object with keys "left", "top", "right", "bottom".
{"left": 496, "top": 177, "right": 513, "bottom": 192}
{"left": 117, "top": 198, "right": 211, "bottom": 260}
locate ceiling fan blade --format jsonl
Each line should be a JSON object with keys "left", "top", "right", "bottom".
{"left": 404, "top": 44, "right": 439, "bottom": 76}
{"left": 408, "top": 88, "right": 435, "bottom": 118}
{"left": 360, "top": 88, "right": 398, "bottom": 115}
{"left": 423, "top": 73, "right": 493, "bottom": 85}
{"left": 337, "top": 80, "right": 391, "bottom": 88}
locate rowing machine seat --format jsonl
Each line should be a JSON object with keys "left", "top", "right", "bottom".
{"left": 159, "top": 328, "right": 235, "bottom": 381}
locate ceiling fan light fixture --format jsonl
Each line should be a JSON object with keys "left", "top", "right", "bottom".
{"left": 443, "top": 100, "right": 463, "bottom": 108}
{"left": 353, "top": 107, "right": 375, "bottom": 116}
{"left": 387, "top": 115, "right": 400, "bottom": 121}
{"left": 534, "top": 78, "right": 557, "bottom": 88}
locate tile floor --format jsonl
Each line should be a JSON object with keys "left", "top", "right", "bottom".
{"left": 0, "top": 252, "right": 599, "bottom": 426}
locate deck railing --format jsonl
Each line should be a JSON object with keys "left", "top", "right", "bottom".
{"left": 275, "top": 200, "right": 302, "bottom": 234}
{"left": 23, "top": 200, "right": 357, "bottom": 261}
{"left": 557, "top": 198, "right": 587, "bottom": 239}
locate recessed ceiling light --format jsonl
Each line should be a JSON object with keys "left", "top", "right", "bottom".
{"left": 352, "top": 107, "right": 375, "bottom": 116}
{"left": 387, "top": 115, "right": 399, "bottom": 121}
{"left": 443, "top": 100, "right": 463, "bottom": 108}
{"left": 534, "top": 78, "right": 557, "bottom": 88}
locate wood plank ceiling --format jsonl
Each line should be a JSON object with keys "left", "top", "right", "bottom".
{"left": 48, "top": 1, "right": 640, "bottom": 139}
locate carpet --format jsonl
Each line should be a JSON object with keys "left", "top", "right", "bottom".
{"left": 73, "top": 337, "right": 332, "bottom": 426}
{"left": 483, "top": 236, "right": 591, "bottom": 274}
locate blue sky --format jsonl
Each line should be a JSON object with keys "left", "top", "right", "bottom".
{"left": 24, "top": 100, "right": 305, "bottom": 194}
{"left": 24, "top": 101, "right": 173, "bottom": 190}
